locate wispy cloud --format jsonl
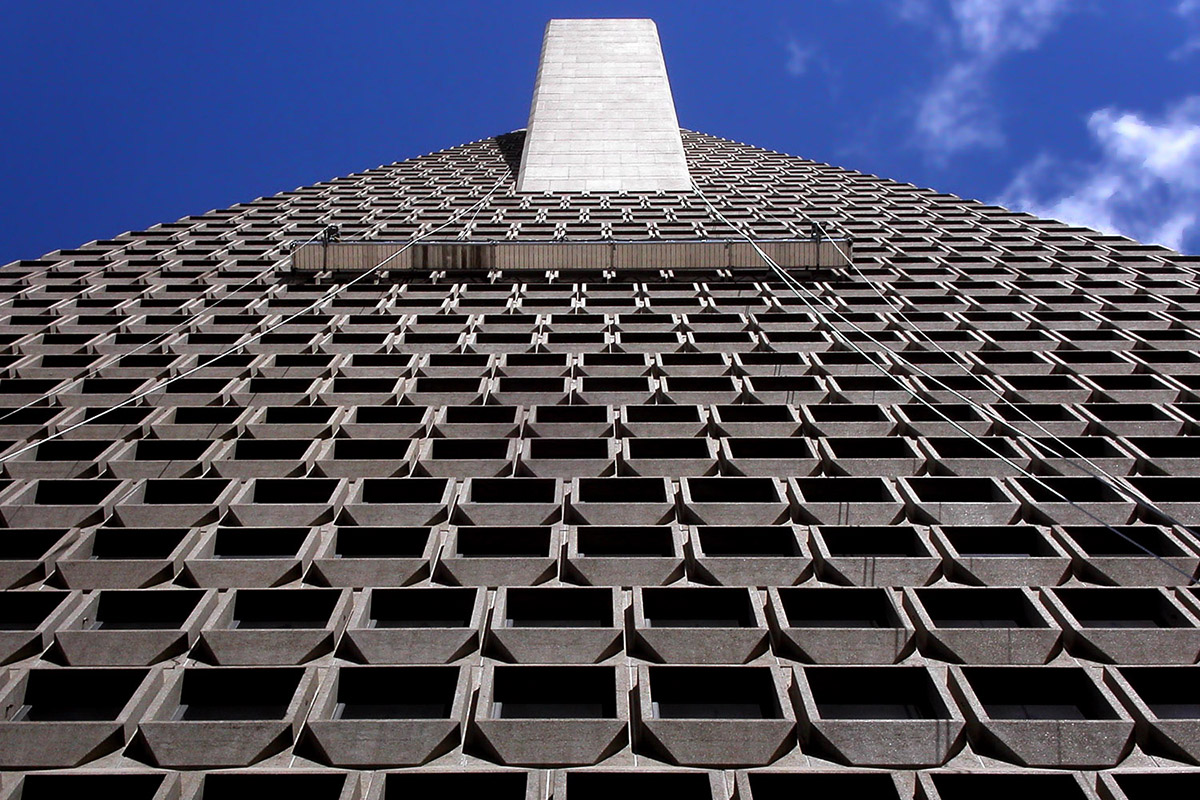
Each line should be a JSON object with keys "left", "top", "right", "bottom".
{"left": 948, "top": 0, "right": 1072, "bottom": 57}
{"left": 896, "top": 0, "right": 1073, "bottom": 162}
{"left": 1174, "top": 0, "right": 1200, "bottom": 59}
{"left": 785, "top": 39, "right": 816, "bottom": 77}
{"left": 914, "top": 61, "right": 1002, "bottom": 156}
{"left": 997, "top": 96, "right": 1200, "bottom": 252}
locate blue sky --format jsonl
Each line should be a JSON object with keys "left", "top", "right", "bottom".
{"left": 2, "top": 0, "right": 1199, "bottom": 261}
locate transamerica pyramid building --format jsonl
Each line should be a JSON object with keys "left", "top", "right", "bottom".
{"left": 1, "top": 17, "right": 1198, "bottom": 800}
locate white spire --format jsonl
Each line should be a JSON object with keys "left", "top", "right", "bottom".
{"left": 516, "top": 19, "right": 692, "bottom": 193}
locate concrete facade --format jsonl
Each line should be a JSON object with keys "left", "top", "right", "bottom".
{"left": 1, "top": 15, "right": 1200, "bottom": 800}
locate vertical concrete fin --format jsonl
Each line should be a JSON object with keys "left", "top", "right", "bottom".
{"left": 516, "top": 18, "right": 692, "bottom": 193}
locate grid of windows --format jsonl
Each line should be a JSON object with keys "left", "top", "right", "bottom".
{"left": 0, "top": 130, "right": 1198, "bottom": 796}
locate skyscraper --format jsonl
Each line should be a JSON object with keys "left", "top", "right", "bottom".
{"left": 0, "top": 17, "right": 1198, "bottom": 800}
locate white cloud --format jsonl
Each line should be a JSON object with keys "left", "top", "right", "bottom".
{"left": 997, "top": 96, "right": 1200, "bottom": 252}
{"left": 890, "top": 0, "right": 947, "bottom": 36}
{"left": 1175, "top": 0, "right": 1200, "bottom": 59}
{"left": 785, "top": 39, "right": 815, "bottom": 77}
{"left": 914, "top": 62, "right": 1002, "bottom": 160}
{"left": 897, "top": 0, "right": 1073, "bottom": 160}
{"left": 894, "top": 0, "right": 934, "bottom": 22}
{"left": 949, "top": 0, "right": 1071, "bottom": 58}
{"left": 889, "top": 0, "right": 1071, "bottom": 56}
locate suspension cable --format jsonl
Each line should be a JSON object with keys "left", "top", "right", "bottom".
{"left": 692, "top": 181, "right": 1197, "bottom": 585}
{"left": 0, "top": 162, "right": 474, "bottom": 423}
{"left": 0, "top": 173, "right": 508, "bottom": 466}
{"left": 734, "top": 186, "right": 1200, "bottom": 542}
{"left": 0, "top": 261, "right": 279, "bottom": 425}
{"left": 742, "top": 191, "right": 1162, "bottom": 480}
{"left": 0, "top": 162, "right": 487, "bottom": 423}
